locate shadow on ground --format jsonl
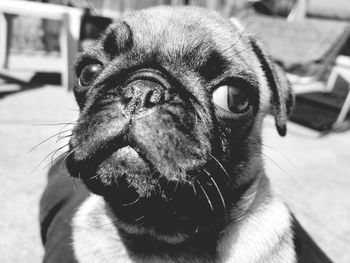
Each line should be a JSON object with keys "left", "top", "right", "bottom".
{"left": 0, "top": 72, "right": 61, "bottom": 99}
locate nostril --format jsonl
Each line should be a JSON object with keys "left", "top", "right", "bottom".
{"left": 124, "top": 86, "right": 134, "bottom": 101}
{"left": 124, "top": 80, "right": 166, "bottom": 110}
{"left": 147, "top": 89, "right": 164, "bottom": 106}
{"left": 144, "top": 91, "right": 154, "bottom": 107}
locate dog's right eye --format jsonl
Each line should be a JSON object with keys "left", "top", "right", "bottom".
{"left": 78, "top": 64, "right": 103, "bottom": 86}
{"left": 212, "top": 85, "right": 251, "bottom": 115}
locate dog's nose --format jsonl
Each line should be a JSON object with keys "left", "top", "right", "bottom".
{"left": 124, "top": 80, "right": 165, "bottom": 111}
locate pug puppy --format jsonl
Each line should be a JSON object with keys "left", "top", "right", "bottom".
{"left": 39, "top": 6, "right": 331, "bottom": 263}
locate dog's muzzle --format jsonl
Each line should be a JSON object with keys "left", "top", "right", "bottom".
{"left": 66, "top": 69, "right": 227, "bottom": 233}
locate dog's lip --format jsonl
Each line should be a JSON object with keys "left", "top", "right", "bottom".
{"left": 106, "top": 173, "right": 228, "bottom": 228}
{"left": 71, "top": 140, "right": 231, "bottom": 233}
{"left": 107, "top": 181, "right": 208, "bottom": 233}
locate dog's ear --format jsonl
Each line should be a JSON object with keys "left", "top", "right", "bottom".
{"left": 249, "top": 37, "right": 294, "bottom": 136}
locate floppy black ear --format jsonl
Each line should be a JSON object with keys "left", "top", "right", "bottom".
{"left": 249, "top": 37, "right": 294, "bottom": 136}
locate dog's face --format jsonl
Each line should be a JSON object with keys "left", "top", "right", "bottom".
{"left": 66, "top": 6, "right": 292, "bottom": 242}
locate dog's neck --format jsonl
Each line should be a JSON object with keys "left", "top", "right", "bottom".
{"left": 218, "top": 176, "right": 296, "bottom": 262}
{"left": 72, "top": 175, "right": 295, "bottom": 263}
{"left": 117, "top": 177, "right": 261, "bottom": 261}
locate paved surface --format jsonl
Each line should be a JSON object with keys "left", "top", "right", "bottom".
{"left": 0, "top": 84, "right": 349, "bottom": 262}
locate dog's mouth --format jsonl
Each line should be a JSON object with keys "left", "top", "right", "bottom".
{"left": 67, "top": 136, "right": 230, "bottom": 236}
{"left": 93, "top": 145, "right": 228, "bottom": 234}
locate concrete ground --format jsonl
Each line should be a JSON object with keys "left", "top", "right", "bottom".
{"left": 0, "top": 80, "right": 350, "bottom": 262}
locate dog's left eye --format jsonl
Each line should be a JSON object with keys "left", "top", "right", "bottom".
{"left": 212, "top": 85, "right": 251, "bottom": 114}
{"left": 78, "top": 64, "right": 102, "bottom": 86}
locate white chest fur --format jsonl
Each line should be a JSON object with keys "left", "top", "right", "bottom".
{"left": 72, "top": 178, "right": 296, "bottom": 263}
{"left": 72, "top": 194, "right": 132, "bottom": 263}
{"left": 218, "top": 186, "right": 297, "bottom": 263}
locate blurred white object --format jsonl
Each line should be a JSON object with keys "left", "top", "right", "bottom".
{"left": 0, "top": 0, "right": 83, "bottom": 89}
{"left": 287, "top": 0, "right": 307, "bottom": 22}
{"left": 325, "top": 56, "right": 350, "bottom": 129}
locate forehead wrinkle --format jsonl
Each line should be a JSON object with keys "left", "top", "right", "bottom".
{"left": 123, "top": 11, "right": 168, "bottom": 51}
{"left": 220, "top": 33, "right": 262, "bottom": 85}
{"left": 125, "top": 12, "right": 234, "bottom": 83}
{"left": 235, "top": 70, "right": 259, "bottom": 88}
{"left": 221, "top": 35, "right": 254, "bottom": 69}
{"left": 101, "top": 21, "right": 133, "bottom": 59}
{"left": 74, "top": 46, "right": 109, "bottom": 75}
{"left": 197, "top": 48, "right": 230, "bottom": 81}
{"left": 86, "top": 7, "right": 259, "bottom": 91}
{"left": 208, "top": 68, "right": 259, "bottom": 94}
{"left": 124, "top": 7, "right": 228, "bottom": 57}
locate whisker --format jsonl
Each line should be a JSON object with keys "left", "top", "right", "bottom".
{"left": 260, "top": 151, "right": 294, "bottom": 181}
{"left": 221, "top": 30, "right": 244, "bottom": 54}
{"left": 174, "top": 180, "right": 180, "bottom": 193}
{"left": 42, "top": 150, "right": 70, "bottom": 172}
{"left": 34, "top": 122, "right": 75, "bottom": 127}
{"left": 29, "top": 144, "right": 69, "bottom": 175}
{"left": 134, "top": 215, "right": 145, "bottom": 223}
{"left": 71, "top": 177, "right": 77, "bottom": 192}
{"left": 230, "top": 47, "right": 250, "bottom": 57}
{"left": 262, "top": 143, "right": 292, "bottom": 165}
{"left": 196, "top": 179, "right": 214, "bottom": 213}
{"left": 56, "top": 134, "right": 72, "bottom": 143}
{"left": 191, "top": 182, "right": 197, "bottom": 197}
{"left": 59, "top": 150, "right": 74, "bottom": 169}
{"left": 113, "top": 175, "right": 120, "bottom": 189}
{"left": 90, "top": 174, "right": 99, "bottom": 180}
{"left": 189, "top": 222, "right": 201, "bottom": 236}
{"left": 194, "top": 110, "right": 199, "bottom": 128}
{"left": 232, "top": 30, "right": 244, "bottom": 48}
{"left": 209, "top": 153, "right": 231, "bottom": 181}
{"left": 122, "top": 196, "right": 141, "bottom": 207}
{"left": 58, "top": 122, "right": 74, "bottom": 135}
{"left": 43, "top": 148, "right": 69, "bottom": 170}
{"left": 195, "top": 226, "right": 199, "bottom": 233}
{"left": 203, "top": 169, "right": 226, "bottom": 213}
{"left": 28, "top": 129, "right": 71, "bottom": 153}
{"left": 49, "top": 145, "right": 69, "bottom": 169}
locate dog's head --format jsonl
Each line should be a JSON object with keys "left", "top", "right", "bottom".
{"left": 66, "top": 6, "right": 293, "bottom": 242}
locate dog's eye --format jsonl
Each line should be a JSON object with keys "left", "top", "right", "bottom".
{"left": 212, "top": 85, "right": 251, "bottom": 114}
{"left": 78, "top": 64, "right": 102, "bottom": 86}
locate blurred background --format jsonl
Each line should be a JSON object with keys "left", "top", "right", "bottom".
{"left": 0, "top": 0, "right": 350, "bottom": 262}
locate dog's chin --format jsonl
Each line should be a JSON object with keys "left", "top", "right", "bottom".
{"left": 74, "top": 146, "right": 226, "bottom": 241}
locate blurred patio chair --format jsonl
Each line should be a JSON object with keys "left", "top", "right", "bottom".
{"left": 240, "top": 0, "right": 350, "bottom": 131}
{"left": 248, "top": 0, "right": 307, "bottom": 21}
{"left": 326, "top": 57, "right": 350, "bottom": 129}
{"left": 0, "top": 0, "right": 83, "bottom": 89}
{"left": 243, "top": 0, "right": 349, "bottom": 83}
{"left": 290, "top": 56, "right": 350, "bottom": 131}
{"left": 307, "top": 0, "right": 350, "bottom": 21}
{"left": 241, "top": 14, "right": 350, "bottom": 85}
